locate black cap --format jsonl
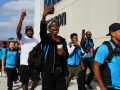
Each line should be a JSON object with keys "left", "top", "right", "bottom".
{"left": 106, "top": 23, "right": 120, "bottom": 36}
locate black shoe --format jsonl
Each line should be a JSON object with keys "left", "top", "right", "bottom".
{"left": 86, "top": 84, "right": 93, "bottom": 89}
{"left": 84, "top": 87, "right": 87, "bottom": 90}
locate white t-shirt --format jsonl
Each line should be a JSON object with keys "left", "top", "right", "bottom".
{"left": 19, "top": 35, "right": 39, "bottom": 65}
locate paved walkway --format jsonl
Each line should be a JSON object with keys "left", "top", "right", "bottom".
{"left": 0, "top": 71, "right": 100, "bottom": 90}
{"left": 0, "top": 75, "right": 100, "bottom": 90}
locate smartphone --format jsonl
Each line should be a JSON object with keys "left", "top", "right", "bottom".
{"left": 82, "top": 29, "right": 85, "bottom": 33}
{"left": 22, "top": 9, "right": 26, "bottom": 13}
{"left": 47, "top": 3, "right": 54, "bottom": 14}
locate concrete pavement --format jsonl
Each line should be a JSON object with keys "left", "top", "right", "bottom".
{"left": 0, "top": 74, "right": 100, "bottom": 90}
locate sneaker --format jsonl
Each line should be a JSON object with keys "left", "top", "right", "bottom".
{"left": 0, "top": 72, "right": 2, "bottom": 77}
{"left": 86, "top": 84, "right": 93, "bottom": 89}
{"left": 4, "top": 74, "right": 6, "bottom": 78}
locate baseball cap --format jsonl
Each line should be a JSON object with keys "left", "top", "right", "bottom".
{"left": 26, "top": 26, "right": 33, "bottom": 30}
{"left": 106, "top": 23, "right": 120, "bottom": 36}
{"left": 25, "top": 26, "right": 33, "bottom": 34}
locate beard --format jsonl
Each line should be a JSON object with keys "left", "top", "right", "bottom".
{"left": 27, "top": 34, "right": 33, "bottom": 38}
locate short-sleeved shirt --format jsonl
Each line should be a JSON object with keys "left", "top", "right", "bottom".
{"left": 2, "top": 47, "right": 7, "bottom": 58}
{"left": 83, "top": 37, "right": 94, "bottom": 57}
{"left": 18, "top": 35, "right": 39, "bottom": 65}
{"left": 0, "top": 47, "right": 2, "bottom": 60}
{"left": 94, "top": 40, "right": 120, "bottom": 89}
{"left": 2, "top": 49, "right": 17, "bottom": 68}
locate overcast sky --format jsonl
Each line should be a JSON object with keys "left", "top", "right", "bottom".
{"left": 0, "top": 0, "right": 34, "bottom": 38}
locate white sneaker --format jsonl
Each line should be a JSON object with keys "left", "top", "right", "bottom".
{"left": 4, "top": 74, "right": 6, "bottom": 78}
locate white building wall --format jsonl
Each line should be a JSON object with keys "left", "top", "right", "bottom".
{"left": 34, "top": 0, "right": 41, "bottom": 41}
{"left": 34, "top": 0, "right": 120, "bottom": 48}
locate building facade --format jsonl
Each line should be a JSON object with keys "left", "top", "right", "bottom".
{"left": 34, "top": 0, "right": 120, "bottom": 48}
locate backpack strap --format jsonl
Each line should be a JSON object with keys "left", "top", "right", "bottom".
{"left": 102, "top": 41, "right": 114, "bottom": 63}
{"left": 5, "top": 49, "right": 8, "bottom": 56}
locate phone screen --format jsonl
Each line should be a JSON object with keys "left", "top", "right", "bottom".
{"left": 22, "top": 9, "right": 26, "bottom": 13}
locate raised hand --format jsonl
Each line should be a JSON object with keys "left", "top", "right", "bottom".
{"left": 20, "top": 12, "right": 26, "bottom": 21}
{"left": 82, "top": 33, "right": 85, "bottom": 39}
{"left": 43, "top": 6, "right": 55, "bottom": 17}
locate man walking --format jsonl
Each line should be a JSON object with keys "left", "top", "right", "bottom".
{"left": 93, "top": 23, "right": 120, "bottom": 90}
{"left": 66, "top": 33, "right": 88, "bottom": 90}
{"left": 16, "top": 12, "right": 40, "bottom": 90}
{"left": 81, "top": 31, "right": 94, "bottom": 89}
{"left": 2, "top": 42, "right": 17, "bottom": 90}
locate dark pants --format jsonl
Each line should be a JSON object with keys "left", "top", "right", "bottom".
{"left": 42, "top": 72, "right": 67, "bottom": 90}
{"left": 0, "top": 60, "right": 2, "bottom": 68}
{"left": 82, "top": 57, "right": 94, "bottom": 87}
{"left": 6, "top": 68, "right": 17, "bottom": 90}
{"left": 66, "top": 65, "right": 84, "bottom": 90}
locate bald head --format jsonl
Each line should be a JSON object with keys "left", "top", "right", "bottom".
{"left": 86, "top": 31, "right": 92, "bottom": 39}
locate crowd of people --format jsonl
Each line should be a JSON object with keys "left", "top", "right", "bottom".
{"left": 0, "top": 5, "right": 120, "bottom": 90}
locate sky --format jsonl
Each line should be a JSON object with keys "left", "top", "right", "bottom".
{"left": 0, "top": 0, "right": 34, "bottom": 38}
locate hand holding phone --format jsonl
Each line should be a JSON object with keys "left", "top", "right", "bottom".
{"left": 47, "top": 3, "right": 54, "bottom": 14}
{"left": 21, "top": 10, "right": 26, "bottom": 21}
{"left": 82, "top": 29, "right": 85, "bottom": 38}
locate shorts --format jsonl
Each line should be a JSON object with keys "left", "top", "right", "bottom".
{"left": 0, "top": 60, "right": 2, "bottom": 68}
{"left": 19, "top": 65, "right": 40, "bottom": 83}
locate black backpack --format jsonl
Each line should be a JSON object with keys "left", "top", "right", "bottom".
{"left": 28, "top": 41, "right": 50, "bottom": 72}
{"left": 93, "top": 41, "right": 114, "bottom": 72}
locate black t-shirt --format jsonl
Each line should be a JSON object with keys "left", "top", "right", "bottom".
{"left": 54, "top": 40, "right": 63, "bottom": 68}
